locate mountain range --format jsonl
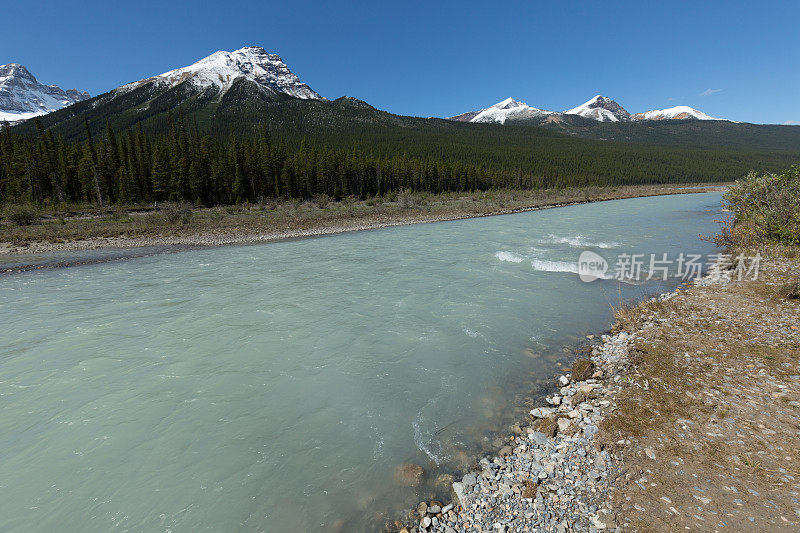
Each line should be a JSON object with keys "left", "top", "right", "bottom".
{"left": 3, "top": 46, "right": 799, "bottom": 156}
{"left": 449, "top": 95, "right": 723, "bottom": 125}
{"left": 0, "top": 63, "right": 89, "bottom": 125}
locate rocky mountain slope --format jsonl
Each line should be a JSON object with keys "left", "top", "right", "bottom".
{"left": 0, "top": 63, "right": 89, "bottom": 124}
{"left": 118, "top": 46, "right": 322, "bottom": 100}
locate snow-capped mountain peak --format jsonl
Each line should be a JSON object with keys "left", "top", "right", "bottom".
{"left": 565, "top": 95, "right": 630, "bottom": 122}
{"left": 492, "top": 97, "right": 526, "bottom": 110}
{"left": 120, "top": 46, "right": 323, "bottom": 100}
{"left": 0, "top": 63, "right": 89, "bottom": 124}
{"left": 449, "top": 97, "right": 553, "bottom": 124}
{"left": 631, "top": 105, "right": 720, "bottom": 121}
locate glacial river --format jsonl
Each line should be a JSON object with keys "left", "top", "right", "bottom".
{"left": 0, "top": 192, "right": 722, "bottom": 532}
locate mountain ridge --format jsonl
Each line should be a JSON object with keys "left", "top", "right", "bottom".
{"left": 0, "top": 63, "right": 89, "bottom": 124}
{"left": 450, "top": 95, "right": 728, "bottom": 124}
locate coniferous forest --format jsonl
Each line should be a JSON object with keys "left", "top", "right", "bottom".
{"left": 2, "top": 111, "right": 799, "bottom": 207}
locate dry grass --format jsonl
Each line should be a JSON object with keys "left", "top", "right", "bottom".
{"left": 603, "top": 253, "right": 800, "bottom": 531}
{"left": 0, "top": 183, "right": 726, "bottom": 252}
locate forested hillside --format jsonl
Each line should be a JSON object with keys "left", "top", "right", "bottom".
{"left": 3, "top": 74, "right": 800, "bottom": 207}
{"left": 2, "top": 111, "right": 798, "bottom": 207}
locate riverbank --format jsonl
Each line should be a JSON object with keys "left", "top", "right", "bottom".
{"left": 0, "top": 184, "right": 724, "bottom": 256}
{"left": 397, "top": 248, "right": 800, "bottom": 532}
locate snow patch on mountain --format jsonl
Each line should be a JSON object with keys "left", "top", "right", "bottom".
{"left": 450, "top": 97, "right": 553, "bottom": 124}
{"left": 631, "top": 105, "right": 720, "bottom": 121}
{"left": 564, "top": 95, "right": 630, "bottom": 122}
{"left": 0, "top": 63, "right": 89, "bottom": 124}
{"left": 119, "top": 46, "right": 322, "bottom": 100}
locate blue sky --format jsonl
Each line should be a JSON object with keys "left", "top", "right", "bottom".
{"left": 3, "top": 0, "right": 798, "bottom": 124}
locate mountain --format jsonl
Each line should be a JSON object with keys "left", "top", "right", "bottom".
{"left": 631, "top": 106, "right": 720, "bottom": 121}
{"left": 449, "top": 97, "right": 553, "bottom": 124}
{"left": 12, "top": 48, "right": 800, "bottom": 160}
{"left": 0, "top": 63, "right": 89, "bottom": 124}
{"left": 13, "top": 46, "right": 349, "bottom": 140}
{"left": 118, "top": 46, "right": 322, "bottom": 100}
{"left": 564, "top": 95, "right": 631, "bottom": 122}
{"left": 449, "top": 96, "right": 728, "bottom": 125}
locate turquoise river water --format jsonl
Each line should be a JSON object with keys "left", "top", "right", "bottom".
{"left": 0, "top": 192, "right": 722, "bottom": 532}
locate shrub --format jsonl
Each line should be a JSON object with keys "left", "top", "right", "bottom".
{"left": 719, "top": 165, "right": 800, "bottom": 246}
{"left": 4, "top": 205, "right": 39, "bottom": 226}
{"left": 313, "top": 194, "right": 330, "bottom": 209}
{"left": 398, "top": 189, "right": 414, "bottom": 209}
{"left": 160, "top": 202, "right": 193, "bottom": 225}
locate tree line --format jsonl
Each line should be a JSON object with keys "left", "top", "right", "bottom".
{"left": 1, "top": 114, "right": 796, "bottom": 207}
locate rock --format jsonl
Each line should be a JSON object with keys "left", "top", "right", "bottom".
{"left": 644, "top": 447, "right": 656, "bottom": 460}
{"left": 546, "top": 395, "right": 562, "bottom": 406}
{"left": 441, "top": 504, "right": 453, "bottom": 514}
{"left": 420, "top": 516, "right": 431, "bottom": 529}
{"left": 428, "top": 504, "right": 441, "bottom": 514}
{"left": 528, "top": 431, "right": 551, "bottom": 447}
{"left": 462, "top": 473, "right": 477, "bottom": 487}
{"left": 452, "top": 481, "right": 467, "bottom": 506}
{"left": 417, "top": 501, "right": 428, "bottom": 517}
{"left": 572, "top": 359, "right": 596, "bottom": 381}
{"left": 557, "top": 417, "right": 572, "bottom": 432}
{"left": 498, "top": 445, "right": 513, "bottom": 457}
{"left": 559, "top": 375, "right": 570, "bottom": 386}
{"left": 394, "top": 463, "right": 425, "bottom": 487}
{"left": 530, "top": 407, "right": 557, "bottom": 418}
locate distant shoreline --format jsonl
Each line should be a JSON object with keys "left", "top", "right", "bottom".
{"left": 0, "top": 184, "right": 725, "bottom": 271}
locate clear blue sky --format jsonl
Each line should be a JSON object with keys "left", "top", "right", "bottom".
{"left": 3, "top": 0, "right": 798, "bottom": 124}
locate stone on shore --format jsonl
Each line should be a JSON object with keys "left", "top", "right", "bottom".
{"left": 530, "top": 407, "right": 556, "bottom": 418}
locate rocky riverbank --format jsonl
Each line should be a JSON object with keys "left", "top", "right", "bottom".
{"left": 397, "top": 324, "right": 637, "bottom": 533}
{"left": 397, "top": 250, "right": 800, "bottom": 532}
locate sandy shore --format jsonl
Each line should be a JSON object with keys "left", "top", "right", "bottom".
{"left": 0, "top": 185, "right": 725, "bottom": 258}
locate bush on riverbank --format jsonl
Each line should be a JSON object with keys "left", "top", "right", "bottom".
{"left": 718, "top": 164, "right": 800, "bottom": 246}
{"left": 159, "top": 202, "right": 193, "bottom": 225}
{"left": 3, "top": 205, "right": 40, "bottom": 226}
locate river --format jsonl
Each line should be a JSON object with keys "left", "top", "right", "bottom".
{"left": 0, "top": 192, "right": 722, "bottom": 531}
